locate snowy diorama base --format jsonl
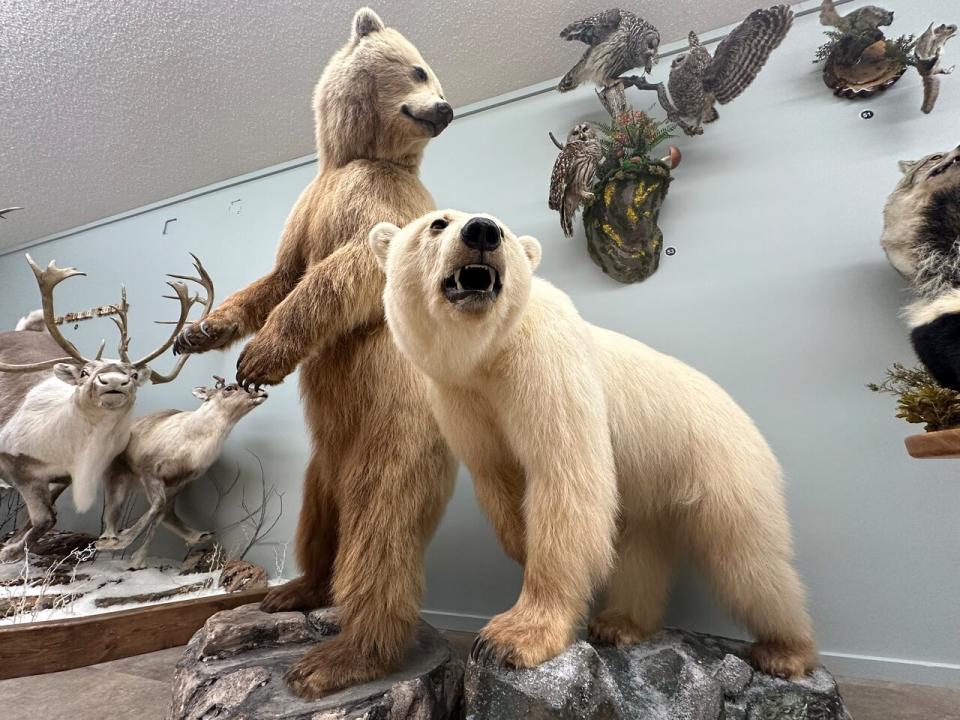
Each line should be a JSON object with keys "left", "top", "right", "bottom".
{"left": 169, "top": 604, "right": 464, "bottom": 720}
{"left": 0, "top": 533, "right": 271, "bottom": 678}
{"left": 466, "top": 629, "right": 851, "bottom": 720}
{"left": 0, "top": 533, "right": 249, "bottom": 625}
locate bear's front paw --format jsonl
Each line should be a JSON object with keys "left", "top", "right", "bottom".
{"left": 173, "top": 316, "right": 239, "bottom": 355}
{"left": 235, "top": 332, "right": 297, "bottom": 388}
{"left": 471, "top": 607, "right": 573, "bottom": 669}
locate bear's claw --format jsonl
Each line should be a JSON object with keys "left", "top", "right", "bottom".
{"left": 470, "top": 634, "right": 518, "bottom": 669}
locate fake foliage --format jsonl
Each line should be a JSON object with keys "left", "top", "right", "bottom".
{"left": 592, "top": 110, "right": 675, "bottom": 186}
{"left": 814, "top": 29, "right": 916, "bottom": 66}
{"left": 583, "top": 109, "right": 676, "bottom": 284}
{"left": 868, "top": 363, "right": 960, "bottom": 432}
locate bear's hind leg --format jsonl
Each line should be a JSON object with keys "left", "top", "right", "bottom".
{"left": 261, "top": 452, "right": 338, "bottom": 613}
{"left": 690, "top": 477, "right": 817, "bottom": 679}
{"left": 285, "top": 442, "right": 452, "bottom": 698}
{"left": 589, "top": 523, "right": 676, "bottom": 647}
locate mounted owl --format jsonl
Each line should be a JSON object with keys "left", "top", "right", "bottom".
{"left": 549, "top": 124, "right": 602, "bottom": 237}
{"left": 558, "top": 9, "right": 661, "bottom": 92}
{"left": 667, "top": 5, "right": 794, "bottom": 135}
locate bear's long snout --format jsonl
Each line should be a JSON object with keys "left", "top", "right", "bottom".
{"left": 461, "top": 217, "right": 502, "bottom": 252}
{"left": 431, "top": 101, "right": 454, "bottom": 133}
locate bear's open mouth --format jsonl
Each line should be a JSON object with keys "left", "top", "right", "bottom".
{"left": 442, "top": 264, "right": 502, "bottom": 308}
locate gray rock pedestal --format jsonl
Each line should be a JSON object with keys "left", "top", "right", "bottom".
{"left": 168, "top": 604, "right": 463, "bottom": 720}
{"left": 465, "top": 629, "right": 851, "bottom": 720}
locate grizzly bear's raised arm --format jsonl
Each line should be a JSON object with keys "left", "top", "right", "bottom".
{"left": 233, "top": 221, "right": 390, "bottom": 388}
{"left": 173, "top": 189, "right": 310, "bottom": 356}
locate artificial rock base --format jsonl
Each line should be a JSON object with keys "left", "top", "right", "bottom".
{"left": 168, "top": 604, "right": 463, "bottom": 720}
{"left": 465, "top": 629, "right": 851, "bottom": 720}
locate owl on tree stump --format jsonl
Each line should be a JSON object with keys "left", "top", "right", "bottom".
{"left": 549, "top": 124, "right": 602, "bottom": 238}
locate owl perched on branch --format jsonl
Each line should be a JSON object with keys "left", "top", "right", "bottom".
{"left": 549, "top": 124, "right": 602, "bottom": 237}
{"left": 558, "top": 9, "right": 661, "bottom": 92}
{"left": 667, "top": 5, "right": 793, "bottom": 134}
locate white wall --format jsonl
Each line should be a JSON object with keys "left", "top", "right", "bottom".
{"left": 1, "top": 1, "right": 958, "bottom": 687}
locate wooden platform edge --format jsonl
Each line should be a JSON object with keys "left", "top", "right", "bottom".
{"left": 0, "top": 588, "right": 267, "bottom": 679}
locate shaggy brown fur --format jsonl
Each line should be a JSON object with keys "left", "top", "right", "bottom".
{"left": 173, "top": 8, "right": 456, "bottom": 697}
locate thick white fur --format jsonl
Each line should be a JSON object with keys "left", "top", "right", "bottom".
{"left": 0, "top": 375, "right": 134, "bottom": 511}
{"left": 370, "top": 211, "right": 817, "bottom": 675}
{"left": 15, "top": 310, "right": 45, "bottom": 332}
{"left": 904, "top": 287, "right": 960, "bottom": 328}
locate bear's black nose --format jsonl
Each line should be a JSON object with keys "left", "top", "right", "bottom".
{"left": 433, "top": 101, "right": 454, "bottom": 132}
{"left": 461, "top": 217, "right": 502, "bottom": 252}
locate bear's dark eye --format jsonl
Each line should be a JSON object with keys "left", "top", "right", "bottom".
{"left": 430, "top": 218, "right": 448, "bottom": 231}
{"left": 412, "top": 66, "right": 428, "bottom": 82}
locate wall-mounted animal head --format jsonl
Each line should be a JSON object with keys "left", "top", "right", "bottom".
{"left": 192, "top": 375, "right": 268, "bottom": 420}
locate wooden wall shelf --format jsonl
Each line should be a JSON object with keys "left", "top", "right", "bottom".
{"left": 0, "top": 588, "right": 267, "bottom": 680}
{"left": 905, "top": 428, "right": 960, "bottom": 459}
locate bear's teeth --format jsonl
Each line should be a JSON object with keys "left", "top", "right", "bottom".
{"left": 454, "top": 269, "right": 464, "bottom": 291}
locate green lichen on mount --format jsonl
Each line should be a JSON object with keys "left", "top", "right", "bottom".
{"left": 868, "top": 363, "right": 960, "bottom": 432}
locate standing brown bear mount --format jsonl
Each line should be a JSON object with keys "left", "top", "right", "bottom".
{"left": 172, "top": 8, "right": 456, "bottom": 699}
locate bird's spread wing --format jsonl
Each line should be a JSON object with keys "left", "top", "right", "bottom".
{"left": 704, "top": 5, "right": 793, "bottom": 105}
{"left": 549, "top": 147, "right": 571, "bottom": 210}
{"left": 560, "top": 9, "right": 623, "bottom": 46}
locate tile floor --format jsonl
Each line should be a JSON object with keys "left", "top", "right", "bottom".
{"left": 1, "top": 631, "right": 958, "bottom": 719}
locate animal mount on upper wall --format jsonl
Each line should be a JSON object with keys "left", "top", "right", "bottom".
{"left": 548, "top": 83, "right": 680, "bottom": 283}
{"left": 560, "top": 5, "right": 794, "bottom": 137}
{"left": 815, "top": 1, "right": 956, "bottom": 113}
{"left": 557, "top": 9, "right": 661, "bottom": 93}
{"left": 876, "top": 145, "right": 960, "bottom": 455}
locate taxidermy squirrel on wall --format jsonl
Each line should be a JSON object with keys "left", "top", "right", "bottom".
{"left": 97, "top": 377, "right": 267, "bottom": 569}
{"left": 881, "top": 146, "right": 960, "bottom": 390}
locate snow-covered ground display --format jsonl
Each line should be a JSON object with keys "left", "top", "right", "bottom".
{"left": 0, "top": 534, "right": 281, "bottom": 626}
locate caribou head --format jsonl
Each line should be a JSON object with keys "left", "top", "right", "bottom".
{"left": 0, "top": 253, "right": 215, "bottom": 396}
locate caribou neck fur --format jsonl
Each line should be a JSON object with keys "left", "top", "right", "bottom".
{"left": 0, "top": 371, "right": 137, "bottom": 512}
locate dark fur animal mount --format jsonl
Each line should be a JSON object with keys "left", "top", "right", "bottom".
{"left": 97, "top": 377, "right": 267, "bottom": 569}
{"left": 881, "top": 146, "right": 960, "bottom": 393}
{"left": 0, "top": 255, "right": 213, "bottom": 564}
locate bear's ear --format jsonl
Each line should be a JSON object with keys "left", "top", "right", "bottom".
{"left": 898, "top": 159, "right": 918, "bottom": 174}
{"left": 369, "top": 222, "right": 400, "bottom": 269}
{"left": 352, "top": 7, "right": 385, "bottom": 42}
{"left": 518, "top": 236, "right": 542, "bottom": 272}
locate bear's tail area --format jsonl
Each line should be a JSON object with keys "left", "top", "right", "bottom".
{"left": 905, "top": 289, "right": 960, "bottom": 392}
{"left": 15, "top": 309, "right": 46, "bottom": 332}
{"left": 558, "top": 56, "right": 588, "bottom": 93}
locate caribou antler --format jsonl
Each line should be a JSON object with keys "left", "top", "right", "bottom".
{"left": 0, "top": 256, "right": 96, "bottom": 373}
{"left": 140, "top": 254, "right": 215, "bottom": 385}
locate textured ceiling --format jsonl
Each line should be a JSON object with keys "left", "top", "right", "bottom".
{"left": 0, "top": 0, "right": 803, "bottom": 250}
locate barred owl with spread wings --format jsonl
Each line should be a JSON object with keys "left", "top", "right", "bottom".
{"left": 668, "top": 5, "right": 793, "bottom": 135}
{"left": 549, "top": 124, "right": 602, "bottom": 238}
